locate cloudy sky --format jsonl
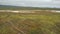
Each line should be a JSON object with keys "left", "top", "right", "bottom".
{"left": 0, "top": 0, "right": 60, "bottom": 8}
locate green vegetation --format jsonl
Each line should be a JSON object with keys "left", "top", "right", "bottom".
{"left": 0, "top": 11, "right": 60, "bottom": 34}
{"left": 0, "top": 5, "right": 60, "bottom": 10}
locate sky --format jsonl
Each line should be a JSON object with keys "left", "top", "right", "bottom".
{"left": 0, "top": 0, "right": 60, "bottom": 8}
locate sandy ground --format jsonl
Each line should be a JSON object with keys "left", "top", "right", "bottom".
{"left": 0, "top": 10, "right": 60, "bottom": 13}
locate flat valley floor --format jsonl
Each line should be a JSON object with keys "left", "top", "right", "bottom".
{"left": 0, "top": 10, "right": 60, "bottom": 34}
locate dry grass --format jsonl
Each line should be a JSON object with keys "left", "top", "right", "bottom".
{"left": 0, "top": 11, "right": 60, "bottom": 34}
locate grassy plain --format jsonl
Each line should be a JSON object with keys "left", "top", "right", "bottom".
{"left": 0, "top": 11, "right": 60, "bottom": 34}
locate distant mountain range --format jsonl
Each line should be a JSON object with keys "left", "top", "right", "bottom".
{"left": 0, "top": 5, "right": 60, "bottom": 10}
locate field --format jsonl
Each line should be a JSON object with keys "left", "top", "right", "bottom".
{"left": 0, "top": 10, "right": 60, "bottom": 34}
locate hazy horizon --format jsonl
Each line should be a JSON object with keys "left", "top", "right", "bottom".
{"left": 0, "top": 0, "right": 60, "bottom": 8}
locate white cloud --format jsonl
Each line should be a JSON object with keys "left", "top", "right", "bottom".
{"left": 0, "top": 0, "right": 60, "bottom": 8}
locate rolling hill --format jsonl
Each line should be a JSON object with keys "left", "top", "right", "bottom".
{"left": 0, "top": 5, "right": 60, "bottom": 10}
